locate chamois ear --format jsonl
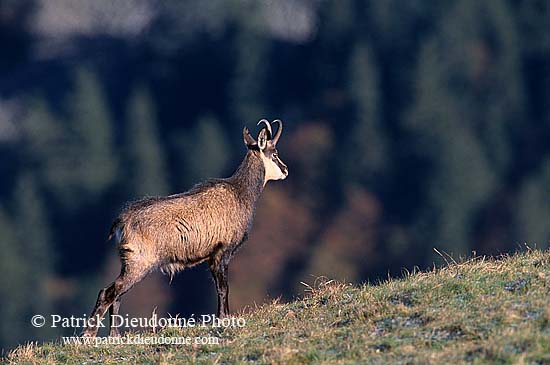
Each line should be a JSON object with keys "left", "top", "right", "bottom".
{"left": 243, "top": 127, "right": 258, "bottom": 149}
{"left": 257, "top": 119, "right": 272, "bottom": 139}
{"left": 257, "top": 128, "right": 268, "bottom": 150}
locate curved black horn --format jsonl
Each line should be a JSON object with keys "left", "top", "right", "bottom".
{"left": 271, "top": 119, "right": 283, "bottom": 145}
{"left": 257, "top": 119, "right": 272, "bottom": 139}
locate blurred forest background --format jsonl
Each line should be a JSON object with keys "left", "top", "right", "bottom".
{"left": 1, "top": 0, "right": 549, "bottom": 350}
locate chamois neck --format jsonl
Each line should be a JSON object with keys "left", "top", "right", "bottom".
{"left": 228, "top": 150, "right": 265, "bottom": 206}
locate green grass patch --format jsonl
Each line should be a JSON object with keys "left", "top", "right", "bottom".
{"left": 5, "top": 249, "right": 550, "bottom": 364}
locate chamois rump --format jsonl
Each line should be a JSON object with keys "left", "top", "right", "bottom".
{"left": 83, "top": 120, "right": 288, "bottom": 337}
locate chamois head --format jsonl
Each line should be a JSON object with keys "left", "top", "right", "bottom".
{"left": 243, "top": 119, "right": 288, "bottom": 183}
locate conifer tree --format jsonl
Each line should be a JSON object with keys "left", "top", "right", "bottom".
{"left": 345, "top": 42, "right": 387, "bottom": 188}
{"left": 181, "top": 115, "right": 230, "bottom": 185}
{"left": 68, "top": 67, "right": 118, "bottom": 198}
{"left": 515, "top": 159, "right": 550, "bottom": 250}
{"left": 125, "top": 86, "right": 170, "bottom": 196}
{"left": 0, "top": 208, "right": 25, "bottom": 347}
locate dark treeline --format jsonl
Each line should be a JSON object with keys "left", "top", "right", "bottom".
{"left": 0, "top": 0, "right": 549, "bottom": 349}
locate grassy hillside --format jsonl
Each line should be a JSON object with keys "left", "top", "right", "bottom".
{"left": 6, "top": 249, "right": 550, "bottom": 364}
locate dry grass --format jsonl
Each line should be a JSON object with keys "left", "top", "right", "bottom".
{"left": 5, "top": 249, "right": 550, "bottom": 364}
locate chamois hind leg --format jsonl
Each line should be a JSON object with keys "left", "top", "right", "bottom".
{"left": 83, "top": 263, "right": 150, "bottom": 337}
{"left": 108, "top": 299, "right": 121, "bottom": 337}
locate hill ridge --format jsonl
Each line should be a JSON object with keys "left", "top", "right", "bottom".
{"left": 6, "top": 249, "right": 550, "bottom": 364}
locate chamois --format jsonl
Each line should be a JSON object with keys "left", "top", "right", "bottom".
{"left": 83, "top": 120, "right": 288, "bottom": 337}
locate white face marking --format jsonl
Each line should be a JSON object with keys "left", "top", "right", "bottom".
{"left": 260, "top": 152, "right": 287, "bottom": 185}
